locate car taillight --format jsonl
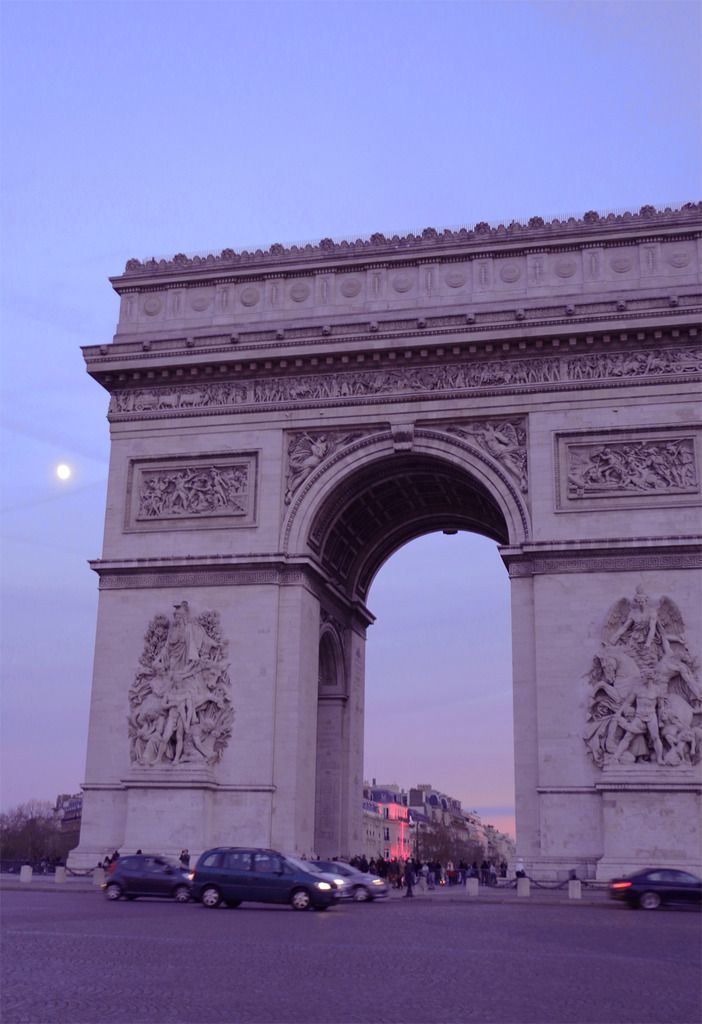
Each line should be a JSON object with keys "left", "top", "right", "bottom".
{"left": 611, "top": 881, "right": 632, "bottom": 889}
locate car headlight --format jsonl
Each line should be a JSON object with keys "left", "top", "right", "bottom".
{"left": 316, "top": 881, "right": 332, "bottom": 890}
{"left": 371, "top": 879, "right": 384, "bottom": 886}
{"left": 332, "top": 877, "right": 345, "bottom": 887}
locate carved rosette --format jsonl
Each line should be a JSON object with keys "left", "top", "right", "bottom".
{"left": 445, "top": 419, "right": 528, "bottom": 492}
{"left": 128, "top": 600, "right": 234, "bottom": 768}
{"left": 583, "top": 586, "right": 702, "bottom": 769}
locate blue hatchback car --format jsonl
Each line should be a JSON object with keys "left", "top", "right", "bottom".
{"left": 191, "top": 848, "right": 340, "bottom": 911}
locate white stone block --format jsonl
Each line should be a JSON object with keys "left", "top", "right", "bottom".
{"left": 568, "top": 879, "right": 582, "bottom": 899}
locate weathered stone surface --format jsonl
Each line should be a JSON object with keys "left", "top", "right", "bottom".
{"left": 70, "top": 205, "right": 702, "bottom": 878}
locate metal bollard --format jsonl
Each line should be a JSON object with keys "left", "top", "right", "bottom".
{"left": 19, "top": 865, "right": 33, "bottom": 883}
{"left": 517, "top": 877, "right": 531, "bottom": 898}
{"left": 93, "top": 867, "right": 105, "bottom": 886}
{"left": 54, "top": 866, "right": 67, "bottom": 884}
{"left": 465, "top": 877, "right": 479, "bottom": 896}
{"left": 568, "top": 879, "right": 582, "bottom": 900}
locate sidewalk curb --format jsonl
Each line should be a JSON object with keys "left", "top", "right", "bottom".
{"left": 1, "top": 881, "right": 615, "bottom": 908}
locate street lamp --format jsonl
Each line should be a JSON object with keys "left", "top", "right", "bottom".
{"left": 408, "top": 813, "right": 420, "bottom": 863}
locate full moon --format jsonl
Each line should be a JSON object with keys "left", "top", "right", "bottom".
{"left": 56, "top": 463, "right": 72, "bottom": 481}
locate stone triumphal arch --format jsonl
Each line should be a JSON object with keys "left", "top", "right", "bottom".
{"left": 70, "top": 205, "right": 702, "bottom": 879}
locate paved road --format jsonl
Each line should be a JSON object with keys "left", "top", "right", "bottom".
{"left": 1, "top": 890, "right": 700, "bottom": 1024}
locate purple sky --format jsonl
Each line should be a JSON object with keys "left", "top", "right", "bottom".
{"left": 1, "top": 1, "right": 700, "bottom": 837}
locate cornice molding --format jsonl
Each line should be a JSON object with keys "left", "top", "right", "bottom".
{"left": 115, "top": 203, "right": 701, "bottom": 284}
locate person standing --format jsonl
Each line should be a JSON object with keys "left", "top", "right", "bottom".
{"left": 179, "top": 849, "right": 191, "bottom": 869}
{"left": 403, "top": 857, "right": 415, "bottom": 897}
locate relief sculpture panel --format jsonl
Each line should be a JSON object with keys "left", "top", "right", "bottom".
{"left": 556, "top": 429, "right": 700, "bottom": 511}
{"left": 584, "top": 586, "right": 702, "bottom": 769}
{"left": 128, "top": 600, "right": 234, "bottom": 768}
{"left": 126, "top": 454, "right": 257, "bottom": 531}
{"left": 567, "top": 438, "right": 696, "bottom": 498}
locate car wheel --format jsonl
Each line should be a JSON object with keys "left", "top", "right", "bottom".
{"left": 290, "top": 888, "right": 312, "bottom": 911}
{"left": 352, "top": 886, "right": 371, "bottom": 902}
{"left": 105, "top": 883, "right": 122, "bottom": 901}
{"left": 639, "top": 891, "right": 662, "bottom": 910}
{"left": 225, "top": 899, "right": 241, "bottom": 908}
{"left": 201, "top": 886, "right": 222, "bottom": 908}
{"left": 173, "top": 885, "right": 190, "bottom": 904}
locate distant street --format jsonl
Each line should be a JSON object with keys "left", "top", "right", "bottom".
{"left": 1, "top": 890, "right": 700, "bottom": 1024}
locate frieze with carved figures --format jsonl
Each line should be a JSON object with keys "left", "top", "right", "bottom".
{"left": 108, "top": 346, "right": 702, "bottom": 420}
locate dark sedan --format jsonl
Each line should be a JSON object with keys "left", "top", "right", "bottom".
{"left": 609, "top": 868, "right": 702, "bottom": 910}
{"left": 103, "top": 855, "right": 192, "bottom": 903}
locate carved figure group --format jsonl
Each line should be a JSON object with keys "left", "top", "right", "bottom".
{"left": 128, "top": 601, "right": 234, "bottom": 767}
{"left": 138, "top": 465, "right": 248, "bottom": 519}
{"left": 109, "top": 347, "right": 701, "bottom": 421}
{"left": 568, "top": 438, "right": 696, "bottom": 497}
{"left": 584, "top": 586, "right": 702, "bottom": 768}
{"left": 450, "top": 420, "right": 528, "bottom": 492}
{"left": 285, "top": 433, "right": 352, "bottom": 503}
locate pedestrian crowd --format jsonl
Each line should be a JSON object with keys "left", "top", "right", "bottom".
{"left": 347, "top": 854, "right": 508, "bottom": 893}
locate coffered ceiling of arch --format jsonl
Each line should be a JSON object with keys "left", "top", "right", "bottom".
{"left": 309, "top": 454, "right": 508, "bottom": 600}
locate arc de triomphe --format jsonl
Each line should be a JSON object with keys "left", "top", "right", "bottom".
{"left": 70, "top": 205, "right": 702, "bottom": 879}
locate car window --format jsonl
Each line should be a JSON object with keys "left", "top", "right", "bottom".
{"left": 663, "top": 870, "right": 698, "bottom": 884}
{"left": 285, "top": 856, "right": 317, "bottom": 874}
{"left": 253, "top": 853, "right": 280, "bottom": 874}
{"left": 224, "top": 851, "right": 253, "bottom": 871}
{"left": 120, "top": 857, "right": 138, "bottom": 871}
{"left": 645, "top": 871, "right": 666, "bottom": 882}
{"left": 153, "top": 858, "right": 175, "bottom": 873}
{"left": 200, "top": 852, "right": 223, "bottom": 868}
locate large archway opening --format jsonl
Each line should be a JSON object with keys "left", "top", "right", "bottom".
{"left": 363, "top": 532, "right": 515, "bottom": 855}
{"left": 307, "top": 449, "right": 517, "bottom": 859}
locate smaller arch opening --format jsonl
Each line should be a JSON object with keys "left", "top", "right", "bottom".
{"left": 318, "top": 629, "right": 344, "bottom": 692}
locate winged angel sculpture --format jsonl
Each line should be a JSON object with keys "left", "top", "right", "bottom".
{"left": 128, "top": 601, "right": 234, "bottom": 767}
{"left": 584, "top": 585, "right": 702, "bottom": 768}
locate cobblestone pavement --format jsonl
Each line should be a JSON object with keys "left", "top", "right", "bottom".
{"left": 2, "top": 889, "right": 700, "bottom": 1024}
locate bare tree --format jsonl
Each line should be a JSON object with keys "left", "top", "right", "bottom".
{"left": 417, "top": 819, "right": 484, "bottom": 866}
{"left": 0, "top": 801, "right": 64, "bottom": 864}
